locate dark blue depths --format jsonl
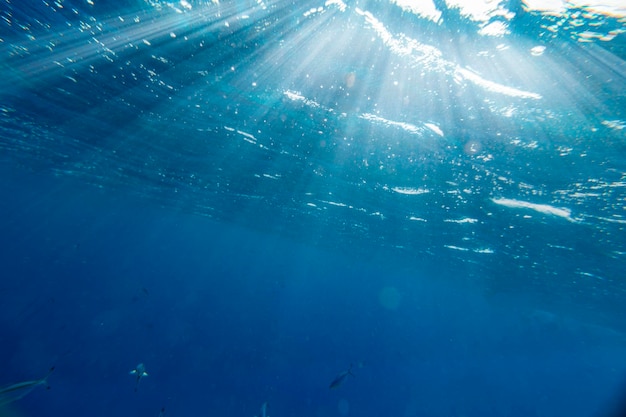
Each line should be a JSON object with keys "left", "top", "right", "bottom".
{"left": 1, "top": 165, "right": 625, "bottom": 417}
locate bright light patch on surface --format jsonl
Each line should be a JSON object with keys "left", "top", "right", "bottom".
{"left": 530, "top": 45, "right": 546, "bottom": 56}
{"left": 602, "top": 120, "right": 626, "bottom": 130}
{"left": 424, "top": 123, "right": 443, "bottom": 136}
{"left": 523, "top": 0, "right": 626, "bottom": 16}
{"left": 357, "top": 8, "right": 445, "bottom": 71}
{"left": 456, "top": 68, "right": 542, "bottom": 99}
{"left": 444, "top": 218, "right": 478, "bottom": 224}
{"left": 319, "top": 200, "right": 350, "bottom": 209}
{"left": 593, "top": 216, "right": 626, "bottom": 225}
{"left": 392, "top": 187, "right": 430, "bottom": 195}
{"left": 444, "top": 245, "right": 469, "bottom": 251}
{"left": 237, "top": 130, "right": 257, "bottom": 145}
{"left": 392, "top": 0, "right": 626, "bottom": 21}
{"left": 447, "top": 0, "right": 510, "bottom": 22}
{"left": 478, "top": 21, "right": 509, "bottom": 37}
{"left": 360, "top": 113, "right": 421, "bottom": 135}
{"left": 492, "top": 198, "right": 575, "bottom": 221}
{"left": 445, "top": 245, "right": 494, "bottom": 254}
{"left": 325, "top": 0, "right": 347, "bottom": 12}
{"left": 358, "top": 8, "right": 541, "bottom": 100}
{"left": 283, "top": 90, "right": 325, "bottom": 110}
{"left": 303, "top": 7, "right": 324, "bottom": 17}
{"left": 523, "top": 0, "right": 566, "bottom": 13}
{"left": 390, "top": 0, "right": 442, "bottom": 22}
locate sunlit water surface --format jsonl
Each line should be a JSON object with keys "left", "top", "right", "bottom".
{"left": 1, "top": 1, "right": 626, "bottom": 417}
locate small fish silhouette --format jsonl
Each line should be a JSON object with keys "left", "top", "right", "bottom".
{"left": 329, "top": 364, "right": 354, "bottom": 389}
{"left": 0, "top": 367, "right": 55, "bottom": 406}
{"left": 129, "top": 363, "right": 148, "bottom": 392}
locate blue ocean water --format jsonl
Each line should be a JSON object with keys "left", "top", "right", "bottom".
{"left": 1, "top": 1, "right": 626, "bottom": 416}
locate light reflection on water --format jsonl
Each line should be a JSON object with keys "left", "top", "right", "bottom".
{"left": 0, "top": 0, "right": 625, "bottom": 313}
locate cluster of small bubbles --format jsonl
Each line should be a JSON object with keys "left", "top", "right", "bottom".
{"left": 464, "top": 140, "right": 482, "bottom": 155}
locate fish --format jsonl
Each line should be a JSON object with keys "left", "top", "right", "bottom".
{"left": 253, "top": 401, "right": 269, "bottom": 417}
{"left": 129, "top": 363, "right": 148, "bottom": 392}
{"left": 329, "top": 364, "right": 355, "bottom": 389}
{"left": 0, "top": 367, "right": 55, "bottom": 406}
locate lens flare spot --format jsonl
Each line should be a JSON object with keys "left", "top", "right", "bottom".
{"left": 379, "top": 286, "right": 402, "bottom": 310}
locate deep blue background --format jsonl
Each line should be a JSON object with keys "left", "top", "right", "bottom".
{"left": 1, "top": 160, "right": 625, "bottom": 417}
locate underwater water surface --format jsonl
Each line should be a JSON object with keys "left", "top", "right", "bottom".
{"left": 1, "top": 1, "right": 626, "bottom": 416}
